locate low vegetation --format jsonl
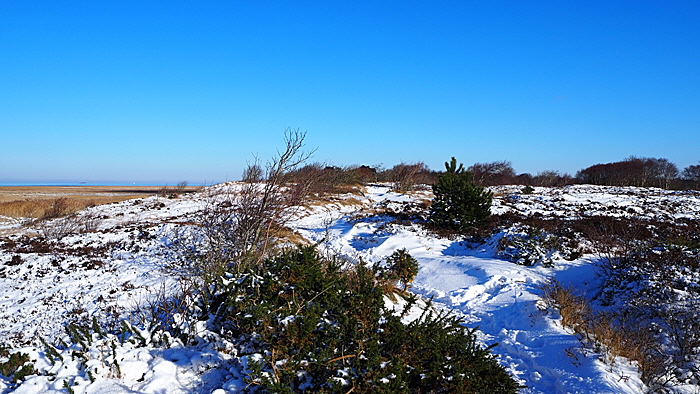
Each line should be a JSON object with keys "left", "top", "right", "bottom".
{"left": 0, "top": 196, "right": 107, "bottom": 220}
{"left": 495, "top": 211, "right": 700, "bottom": 390}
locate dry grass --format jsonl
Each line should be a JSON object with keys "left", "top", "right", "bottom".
{"left": 274, "top": 227, "right": 312, "bottom": 246}
{"left": 305, "top": 195, "right": 365, "bottom": 210}
{"left": 0, "top": 186, "right": 199, "bottom": 219}
{"left": 1, "top": 197, "right": 112, "bottom": 219}
{"left": 539, "top": 279, "right": 664, "bottom": 384}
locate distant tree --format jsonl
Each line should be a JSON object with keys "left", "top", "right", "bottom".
{"left": 468, "top": 161, "right": 516, "bottom": 186}
{"left": 576, "top": 157, "right": 679, "bottom": 189}
{"left": 533, "top": 171, "right": 560, "bottom": 187}
{"left": 516, "top": 173, "right": 534, "bottom": 186}
{"left": 648, "top": 157, "right": 678, "bottom": 189}
{"left": 532, "top": 170, "right": 575, "bottom": 187}
{"left": 351, "top": 165, "right": 378, "bottom": 183}
{"left": 682, "top": 163, "right": 700, "bottom": 190}
{"left": 429, "top": 157, "right": 493, "bottom": 231}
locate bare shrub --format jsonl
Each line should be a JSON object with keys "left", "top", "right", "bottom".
{"left": 283, "top": 163, "right": 371, "bottom": 195}
{"left": 175, "top": 181, "right": 189, "bottom": 194}
{"left": 468, "top": 161, "right": 516, "bottom": 186}
{"left": 570, "top": 216, "right": 651, "bottom": 276}
{"left": 131, "top": 280, "right": 199, "bottom": 342}
{"left": 78, "top": 212, "right": 103, "bottom": 233}
{"left": 241, "top": 161, "right": 263, "bottom": 183}
{"left": 169, "top": 128, "right": 316, "bottom": 280}
{"left": 385, "top": 162, "right": 433, "bottom": 192}
{"left": 597, "top": 245, "right": 700, "bottom": 387}
{"left": 37, "top": 215, "right": 81, "bottom": 240}
{"left": 496, "top": 226, "right": 569, "bottom": 267}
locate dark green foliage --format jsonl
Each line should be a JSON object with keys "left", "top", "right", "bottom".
{"left": 0, "top": 351, "right": 36, "bottom": 383}
{"left": 429, "top": 158, "right": 493, "bottom": 232}
{"left": 521, "top": 185, "right": 534, "bottom": 195}
{"left": 39, "top": 337, "right": 63, "bottom": 365}
{"left": 63, "top": 379, "right": 76, "bottom": 394}
{"left": 381, "top": 248, "right": 420, "bottom": 290}
{"left": 210, "top": 246, "right": 518, "bottom": 393}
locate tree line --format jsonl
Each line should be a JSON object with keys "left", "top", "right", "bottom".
{"left": 284, "top": 157, "right": 700, "bottom": 191}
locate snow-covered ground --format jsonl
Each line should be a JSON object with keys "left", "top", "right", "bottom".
{"left": 1, "top": 183, "right": 700, "bottom": 393}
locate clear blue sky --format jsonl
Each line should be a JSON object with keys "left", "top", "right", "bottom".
{"left": 1, "top": 1, "right": 699, "bottom": 185}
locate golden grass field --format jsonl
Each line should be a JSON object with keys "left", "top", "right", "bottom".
{"left": 0, "top": 185, "right": 200, "bottom": 219}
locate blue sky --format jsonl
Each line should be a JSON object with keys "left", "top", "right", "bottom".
{"left": 1, "top": 1, "right": 699, "bottom": 185}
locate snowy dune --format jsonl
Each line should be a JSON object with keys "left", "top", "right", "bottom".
{"left": 1, "top": 183, "right": 700, "bottom": 393}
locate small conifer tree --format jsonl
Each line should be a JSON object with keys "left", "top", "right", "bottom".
{"left": 384, "top": 248, "right": 420, "bottom": 291}
{"left": 429, "top": 157, "right": 493, "bottom": 231}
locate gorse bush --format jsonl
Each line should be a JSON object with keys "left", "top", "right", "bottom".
{"left": 429, "top": 157, "right": 493, "bottom": 232}
{"left": 0, "top": 350, "right": 36, "bottom": 383}
{"left": 206, "top": 246, "right": 519, "bottom": 393}
{"left": 381, "top": 248, "right": 419, "bottom": 291}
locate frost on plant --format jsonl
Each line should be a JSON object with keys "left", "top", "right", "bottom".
{"left": 496, "top": 226, "right": 568, "bottom": 267}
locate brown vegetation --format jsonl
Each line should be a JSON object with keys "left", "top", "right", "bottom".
{"left": 539, "top": 279, "right": 663, "bottom": 385}
{"left": 0, "top": 186, "right": 199, "bottom": 219}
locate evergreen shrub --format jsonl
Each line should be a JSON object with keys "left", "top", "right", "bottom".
{"left": 209, "top": 246, "right": 519, "bottom": 393}
{"left": 429, "top": 158, "right": 493, "bottom": 232}
{"left": 381, "top": 248, "right": 420, "bottom": 291}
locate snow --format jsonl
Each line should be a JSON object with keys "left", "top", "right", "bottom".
{"left": 1, "top": 182, "right": 699, "bottom": 393}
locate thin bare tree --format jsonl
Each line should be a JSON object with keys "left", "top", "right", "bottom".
{"left": 169, "top": 128, "right": 316, "bottom": 281}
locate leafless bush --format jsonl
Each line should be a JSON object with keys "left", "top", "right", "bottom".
{"left": 78, "top": 211, "right": 103, "bottom": 233}
{"left": 37, "top": 215, "right": 81, "bottom": 240}
{"left": 131, "top": 279, "right": 199, "bottom": 342}
{"left": 570, "top": 216, "right": 651, "bottom": 276}
{"left": 283, "top": 163, "right": 371, "bottom": 195}
{"left": 660, "top": 300, "right": 700, "bottom": 358}
{"left": 599, "top": 245, "right": 700, "bottom": 388}
{"left": 241, "top": 161, "right": 264, "bottom": 183}
{"left": 385, "top": 162, "right": 433, "bottom": 192}
{"left": 158, "top": 182, "right": 190, "bottom": 199}
{"left": 169, "top": 128, "right": 316, "bottom": 280}
{"left": 175, "top": 181, "right": 189, "bottom": 194}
